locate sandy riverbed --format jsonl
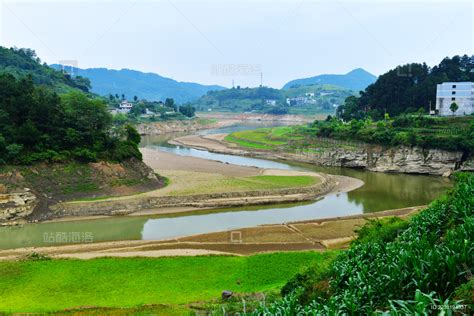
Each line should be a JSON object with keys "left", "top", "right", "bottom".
{"left": 0, "top": 205, "right": 424, "bottom": 260}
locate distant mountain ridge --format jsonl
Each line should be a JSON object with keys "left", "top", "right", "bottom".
{"left": 282, "top": 68, "right": 377, "bottom": 92}
{"left": 50, "top": 65, "right": 225, "bottom": 103}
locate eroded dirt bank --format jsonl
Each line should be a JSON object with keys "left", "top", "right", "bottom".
{"left": 0, "top": 158, "right": 164, "bottom": 224}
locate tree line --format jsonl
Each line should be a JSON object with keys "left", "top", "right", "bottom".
{"left": 0, "top": 74, "right": 141, "bottom": 165}
{"left": 337, "top": 55, "right": 474, "bottom": 120}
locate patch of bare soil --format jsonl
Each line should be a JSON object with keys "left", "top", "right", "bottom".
{"left": 0, "top": 158, "right": 165, "bottom": 222}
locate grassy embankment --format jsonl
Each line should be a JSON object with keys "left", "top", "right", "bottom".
{"left": 224, "top": 116, "right": 474, "bottom": 153}
{"left": 0, "top": 251, "right": 337, "bottom": 313}
{"left": 167, "top": 174, "right": 319, "bottom": 196}
{"left": 224, "top": 126, "right": 354, "bottom": 152}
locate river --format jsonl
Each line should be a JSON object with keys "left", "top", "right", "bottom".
{"left": 0, "top": 123, "right": 452, "bottom": 249}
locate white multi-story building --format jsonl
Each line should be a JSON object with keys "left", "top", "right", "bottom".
{"left": 117, "top": 100, "right": 133, "bottom": 113}
{"left": 435, "top": 82, "right": 474, "bottom": 116}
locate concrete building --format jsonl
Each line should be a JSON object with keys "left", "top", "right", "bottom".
{"left": 435, "top": 82, "right": 474, "bottom": 116}
{"left": 117, "top": 100, "right": 133, "bottom": 113}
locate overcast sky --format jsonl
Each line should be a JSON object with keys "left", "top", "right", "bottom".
{"left": 1, "top": 0, "right": 473, "bottom": 88}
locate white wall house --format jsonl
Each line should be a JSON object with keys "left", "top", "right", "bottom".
{"left": 435, "top": 82, "right": 474, "bottom": 116}
{"left": 118, "top": 100, "right": 133, "bottom": 113}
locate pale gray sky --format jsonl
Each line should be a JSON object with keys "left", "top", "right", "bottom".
{"left": 1, "top": 0, "right": 473, "bottom": 88}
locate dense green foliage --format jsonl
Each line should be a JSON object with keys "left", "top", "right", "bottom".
{"left": 225, "top": 116, "right": 474, "bottom": 154}
{"left": 0, "top": 74, "right": 141, "bottom": 164}
{"left": 337, "top": 55, "right": 474, "bottom": 120}
{"left": 351, "top": 216, "right": 409, "bottom": 246}
{"left": 0, "top": 251, "right": 337, "bottom": 312}
{"left": 310, "top": 115, "right": 474, "bottom": 153}
{"left": 193, "top": 86, "right": 286, "bottom": 114}
{"left": 253, "top": 173, "right": 474, "bottom": 314}
{"left": 0, "top": 47, "right": 91, "bottom": 93}
{"left": 192, "top": 84, "right": 354, "bottom": 115}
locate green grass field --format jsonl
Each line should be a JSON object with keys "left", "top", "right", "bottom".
{"left": 224, "top": 127, "right": 302, "bottom": 150}
{"left": 0, "top": 251, "right": 337, "bottom": 313}
{"left": 168, "top": 174, "right": 318, "bottom": 196}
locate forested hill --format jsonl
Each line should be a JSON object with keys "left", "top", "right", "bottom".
{"left": 0, "top": 47, "right": 141, "bottom": 165}
{"left": 50, "top": 65, "right": 225, "bottom": 104}
{"left": 337, "top": 54, "right": 474, "bottom": 120}
{"left": 191, "top": 84, "right": 355, "bottom": 115}
{"left": 282, "top": 68, "right": 377, "bottom": 91}
{"left": 0, "top": 47, "right": 91, "bottom": 93}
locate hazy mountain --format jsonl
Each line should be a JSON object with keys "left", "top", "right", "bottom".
{"left": 282, "top": 68, "right": 377, "bottom": 92}
{"left": 50, "top": 65, "right": 225, "bottom": 103}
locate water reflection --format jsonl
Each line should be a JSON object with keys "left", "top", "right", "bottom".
{"left": 0, "top": 123, "right": 452, "bottom": 249}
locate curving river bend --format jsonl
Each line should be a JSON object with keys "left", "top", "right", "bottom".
{"left": 0, "top": 123, "right": 452, "bottom": 249}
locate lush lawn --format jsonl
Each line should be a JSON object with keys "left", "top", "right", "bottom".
{"left": 169, "top": 175, "right": 319, "bottom": 195}
{"left": 224, "top": 126, "right": 305, "bottom": 151}
{"left": 0, "top": 251, "right": 337, "bottom": 313}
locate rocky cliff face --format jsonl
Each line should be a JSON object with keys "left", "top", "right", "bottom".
{"left": 294, "top": 146, "right": 466, "bottom": 176}
{"left": 0, "top": 189, "right": 37, "bottom": 223}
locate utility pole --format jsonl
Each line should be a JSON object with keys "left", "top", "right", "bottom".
{"left": 260, "top": 72, "right": 263, "bottom": 87}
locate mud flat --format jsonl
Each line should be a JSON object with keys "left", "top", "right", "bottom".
{"left": 0, "top": 205, "right": 423, "bottom": 260}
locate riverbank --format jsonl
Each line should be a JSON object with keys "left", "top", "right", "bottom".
{"left": 49, "top": 148, "right": 362, "bottom": 220}
{"left": 0, "top": 205, "right": 423, "bottom": 260}
{"left": 135, "top": 117, "right": 236, "bottom": 135}
{"left": 135, "top": 113, "right": 316, "bottom": 136}
{"left": 0, "top": 158, "right": 164, "bottom": 224}
{"left": 171, "top": 133, "right": 470, "bottom": 176}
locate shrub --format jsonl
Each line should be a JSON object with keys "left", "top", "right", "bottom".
{"left": 256, "top": 173, "right": 474, "bottom": 314}
{"left": 352, "top": 217, "right": 409, "bottom": 246}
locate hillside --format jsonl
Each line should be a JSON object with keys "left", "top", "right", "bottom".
{"left": 50, "top": 65, "right": 225, "bottom": 103}
{"left": 192, "top": 84, "right": 355, "bottom": 115}
{"left": 337, "top": 55, "right": 474, "bottom": 120}
{"left": 192, "top": 86, "right": 286, "bottom": 114}
{"left": 283, "top": 68, "right": 377, "bottom": 92}
{"left": 0, "top": 47, "right": 90, "bottom": 94}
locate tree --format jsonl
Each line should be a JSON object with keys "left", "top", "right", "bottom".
{"left": 125, "top": 124, "right": 141, "bottom": 145}
{"left": 178, "top": 104, "right": 196, "bottom": 117}
{"left": 337, "top": 55, "right": 474, "bottom": 119}
{"left": 133, "top": 95, "right": 138, "bottom": 101}
{"left": 165, "top": 98, "right": 175, "bottom": 109}
{"left": 450, "top": 102, "right": 459, "bottom": 116}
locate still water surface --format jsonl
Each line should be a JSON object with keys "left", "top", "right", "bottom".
{"left": 0, "top": 123, "right": 452, "bottom": 249}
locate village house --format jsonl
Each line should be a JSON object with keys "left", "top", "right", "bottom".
{"left": 435, "top": 82, "right": 474, "bottom": 116}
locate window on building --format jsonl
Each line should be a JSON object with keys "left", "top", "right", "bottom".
{"left": 452, "top": 97, "right": 456, "bottom": 101}
{"left": 452, "top": 91, "right": 456, "bottom": 95}
{"left": 452, "top": 85, "right": 457, "bottom": 88}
